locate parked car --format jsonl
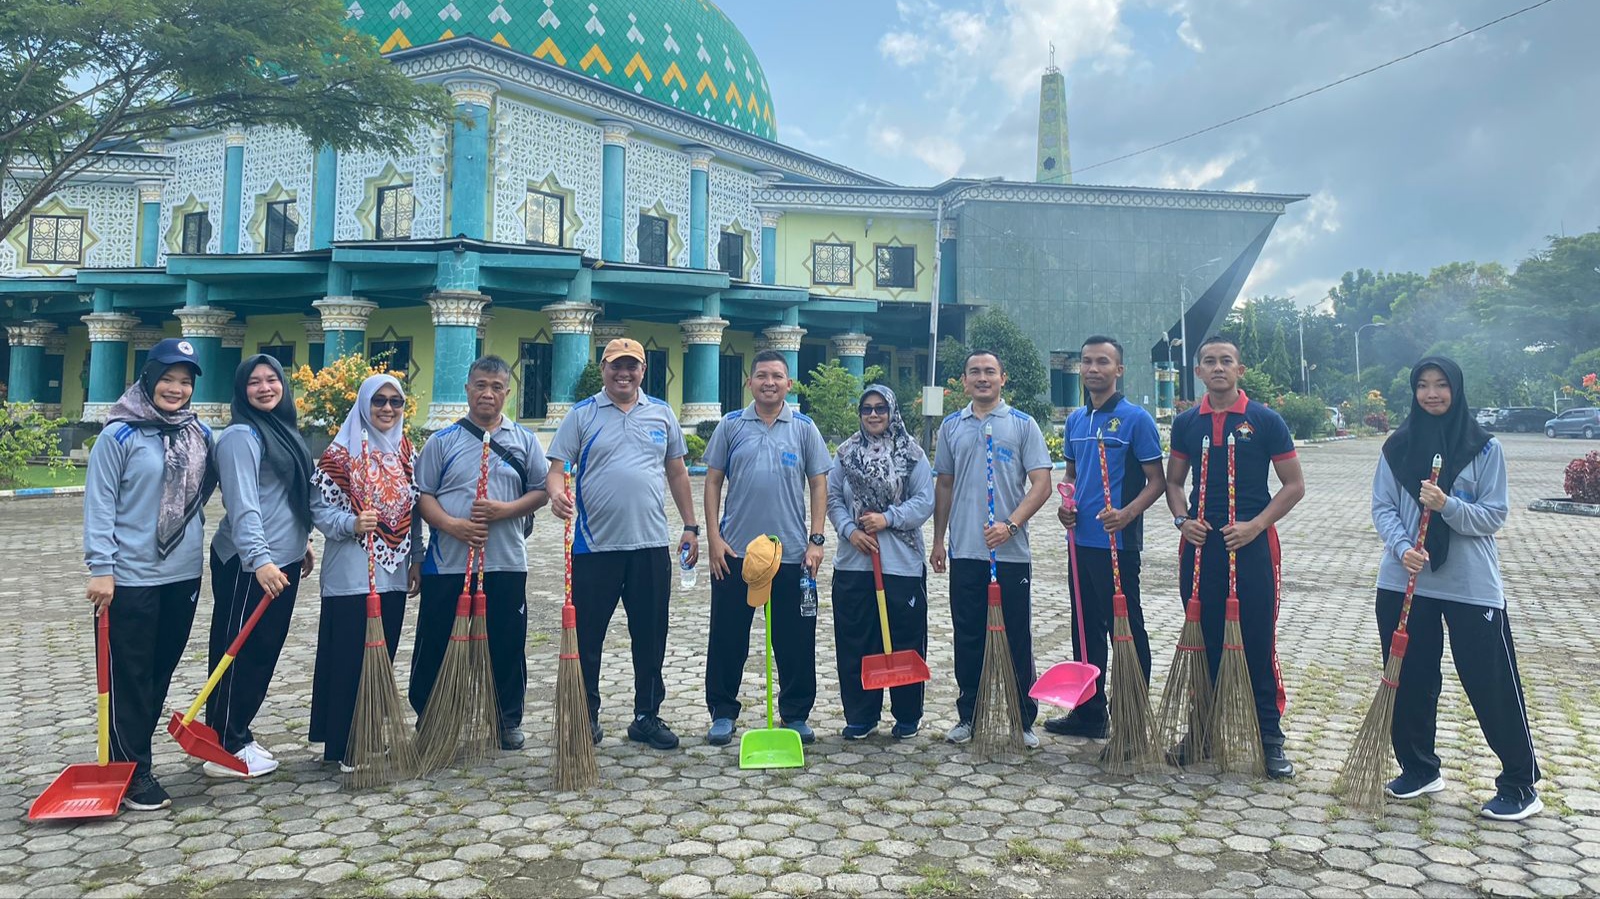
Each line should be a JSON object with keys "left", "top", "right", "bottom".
{"left": 1545, "top": 408, "right": 1600, "bottom": 439}
{"left": 1491, "top": 407, "right": 1556, "bottom": 433}
{"left": 1476, "top": 407, "right": 1500, "bottom": 427}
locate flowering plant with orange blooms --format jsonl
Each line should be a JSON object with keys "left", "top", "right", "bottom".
{"left": 292, "top": 351, "right": 422, "bottom": 443}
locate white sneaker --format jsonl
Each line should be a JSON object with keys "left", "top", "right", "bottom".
{"left": 339, "top": 762, "right": 356, "bottom": 774}
{"left": 204, "top": 744, "right": 278, "bottom": 779}
{"left": 945, "top": 722, "right": 973, "bottom": 744}
{"left": 1022, "top": 729, "right": 1040, "bottom": 749}
{"left": 246, "top": 740, "right": 274, "bottom": 760}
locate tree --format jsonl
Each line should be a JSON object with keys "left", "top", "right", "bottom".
{"left": 937, "top": 307, "right": 1053, "bottom": 424}
{"left": 796, "top": 361, "right": 886, "bottom": 442}
{"left": 1, "top": 0, "right": 455, "bottom": 237}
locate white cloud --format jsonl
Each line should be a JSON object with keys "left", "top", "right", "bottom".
{"left": 879, "top": 31, "right": 928, "bottom": 66}
{"left": 1244, "top": 191, "right": 1342, "bottom": 296}
{"left": 1172, "top": 1, "right": 1204, "bottom": 51}
{"left": 912, "top": 136, "right": 968, "bottom": 177}
{"left": 1154, "top": 150, "right": 1243, "bottom": 190}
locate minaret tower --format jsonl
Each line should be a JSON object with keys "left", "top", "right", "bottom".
{"left": 1036, "top": 44, "right": 1072, "bottom": 184}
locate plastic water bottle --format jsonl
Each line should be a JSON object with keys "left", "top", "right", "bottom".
{"left": 799, "top": 569, "right": 818, "bottom": 617}
{"left": 678, "top": 543, "right": 698, "bottom": 590}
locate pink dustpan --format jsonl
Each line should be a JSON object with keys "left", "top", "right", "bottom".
{"left": 1030, "top": 482, "right": 1102, "bottom": 709}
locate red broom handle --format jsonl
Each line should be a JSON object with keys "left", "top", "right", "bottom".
{"left": 1095, "top": 433, "right": 1123, "bottom": 598}
{"left": 472, "top": 429, "right": 492, "bottom": 599}
{"left": 361, "top": 428, "right": 382, "bottom": 628}
{"left": 561, "top": 463, "right": 578, "bottom": 645}
{"left": 1187, "top": 437, "right": 1211, "bottom": 623}
{"left": 1391, "top": 454, "right": 1444, "bottom": 658}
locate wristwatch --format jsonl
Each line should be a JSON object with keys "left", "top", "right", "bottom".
{"left": 1003, "top": 519, "right": 1020, "bottom": 536}
{"left": 1173, "top": 516, "right": 1189, "bottom": 530}
{"left": 683, "top": 524, "right": 701, "bottom": 536}
{"left": 808, "top": 533, "right": 826, "bottom": 546}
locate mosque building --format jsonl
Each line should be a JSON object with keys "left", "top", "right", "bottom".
{"left": 0, "top": 0, "right": 1303, "bottom": 431}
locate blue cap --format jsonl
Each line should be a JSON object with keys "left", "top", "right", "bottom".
{"left": 147, "top": 337, "right": 203, "bottom": 375}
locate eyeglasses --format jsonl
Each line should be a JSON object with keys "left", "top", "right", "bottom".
{"left": 370, "top": 396, "right": 405, "bottom": 409}
{"left": 859, "top": 404, "right": 890, "bottom": 416}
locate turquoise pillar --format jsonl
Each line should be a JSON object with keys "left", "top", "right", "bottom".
{"left": 760, "top": 211, "right": 780, "bottom": 285}
{"left": 599, "top": 122, "right": 631, "bottom": 263}
{"left": 426, "top": 292, "right": 489, "bottom": 429}
{"left": 312, "top": 146, "right": 337, "bottom": 250}
{"left": 688, "top": 148, "right": 714, "bottom": 269}
{"left": 313, "top": 296, "right": 376, "bottom": 364}
{"left": 832, "top": 332, "right": 869, "bottom": 378}
{"left": 83, "top": 311, "right": 139, "bottom": 421}
{"left": 222, "top": 132, "right": 244, "bottom": 254}
{"left": 174, "top": 287, "right": 232, "bottom": 413}
{"left": 1063, "top": 353, "right": 1082, "bottom": 412}
{"left": 137, "top": 183, "right": 161, "bottom": 266}
{"left": 4, "top": 322, "right": 53, "bottom": 405}
{"left": 680, "top": 314, "right": 727, "bottom": 427}
{"left": 446, "top": 81, "right": 495, "bottom": 240}
{"left": 302, "top": 318, "right": 326, "bottom": 373}
{"left": 545, "top": 296, "right": 599, "bottom": 426}
{"left": 1156, "top": 362, "right": 1177, "bottom": 418}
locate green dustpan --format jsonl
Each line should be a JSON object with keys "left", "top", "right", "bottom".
{"left": 739, "top": 603, "right": 804, "bottom": 770}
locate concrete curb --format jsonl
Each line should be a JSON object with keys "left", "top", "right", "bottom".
{"left": 0, "top": 485, "right": 85, "bottom": 501}
{"left": 1528, "top": 498, "right": 1600, "bottom": 517}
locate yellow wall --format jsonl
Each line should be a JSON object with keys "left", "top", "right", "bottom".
{"left": 774, "top": 212, "right": 936, "bottom": 303}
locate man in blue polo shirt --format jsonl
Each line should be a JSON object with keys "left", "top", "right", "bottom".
{"left": 1164, "top": 334, "right": 1305, "bottom": 778}
{"left": 1044, "top": 336, "right": 1166, "bottom": 746}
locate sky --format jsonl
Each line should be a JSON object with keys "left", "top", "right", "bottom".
{"left": 720, "top": 0, "right": 1599, "bottom": 307}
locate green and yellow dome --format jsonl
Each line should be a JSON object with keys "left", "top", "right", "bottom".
{"left": 347, "top": 0, "right": 777, "bottom": 140}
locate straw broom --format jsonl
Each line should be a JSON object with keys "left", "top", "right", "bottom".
{"left": 344, "top": 428, "right": 420, "bottom": 789}
{"left": 1338, "top": 454, "right": 1442, "bottom": 814}
{"left": 974, "top": 421, "right": 1024, "bottom": 756}
{"left": 552, "top": 463, "right": 598, "bottom": 790}
{"left": 1209, "top": 433, "right": 1264, "bottom": 776}
{"left": 459, "top": 550, "right": 501, "bottom": 766}
{"left": 1155, "top": 436, "right": 1214, "bottom": 768}
{"left": 1096, "top": 433, "right": 1158, "bottom": 774}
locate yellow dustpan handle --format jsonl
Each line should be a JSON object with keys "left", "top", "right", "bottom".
{"left": 181, "top": 655, "right": 236, "bottom": 725}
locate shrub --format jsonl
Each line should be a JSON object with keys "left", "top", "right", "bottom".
{"left": 1274, "top": 392, "right": 1332, "bottom": 441}
{"left": 1364, "top": 410, "right": 1390, "bottom": 432}
{"left": 575, "top": 363, "right": 603, "bottom": 401}
{"left": 0, "top": 403, "right": 70, "bottom": 488}
{"left": 695, "top": 419, "right": 720, "bottom": 442}
{"left": 684, "top": 433, "right": 706, "bottom": 464}
{"left": 1565, "top": 451, "right": 1600, "bottom": 504}
{"left": 292, "top": 352, "right": 422, "bottom": 443}
{"left": 936, "top": 308, "right": 1053, "bottom": 424}
{"left": 1045, "top": 432, "right": 1065, "bottom": 463}
{"left": 796, "top": 360, "right": 887, "bottom": 442}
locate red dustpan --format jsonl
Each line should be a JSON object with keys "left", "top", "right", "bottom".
{"left": 1031, "top": 483, "right": 1100, "bottom": 710}
{"left": 860, "top": 551, "right": 930, "bottom": 690}
{"left": 30, "top": 612, "right": 136, "bottom": 821}
{"left": 168, "top": 585, "right": 282, "bottom": 774}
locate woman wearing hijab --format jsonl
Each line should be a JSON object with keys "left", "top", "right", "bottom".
{"left": 309, "top": 375, "right": 422, "bottom": 769}
{"left": 83, "top": 338, "right": 214, "bottom": 810}
{"left": 1371, "top": 356, "right": 1540, "bottom": 821}
{"left": 205, "top": 354, "right": 317, "bottom": 778}
{"left": 827, "top": 385, "right": 935, "bottom": 739}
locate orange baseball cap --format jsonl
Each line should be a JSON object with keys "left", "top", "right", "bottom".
{"left": 601, "top": 338, "right": 646, "bottom": 364}
{"left": 742, "top": 535, "right": 783, "bottom": 608}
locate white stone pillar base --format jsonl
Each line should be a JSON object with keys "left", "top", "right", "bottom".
{"left": 679, "top": 402, "right": 723, "bottom": 427}
{"left": 41, "top": 404, "right": 63, "bottom": 421}
{"left": 427, "top": 401, "right": 470, "bottom": 432}
{"left": 82, "top": 402, "right": 115, "bottom": 424}
{"left": 191, "top": 402, "right": 230, "bottom": 427}
{"left": 1052, "top": 406, "right": 1069, "bottom": 423}
{"left": 542, "top": 401, "right": 575, "bottom": 433}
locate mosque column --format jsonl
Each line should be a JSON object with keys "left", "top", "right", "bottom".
{"left": 831, "top": 332, "right": 870, "bottom": 379}
{"left": 687, "top": 147, "right": 714, "bottom": 269}
{"left": 301, "top": 317, "right": 326, "bottom": 372}
{"left": 312, "top": 145, "right": 338, "bottom": 250}
{"left": 82, "top": 312, "right": 140, "bottom": 422}
{"left": 1062, "top": 351, "right": 1082, "bottom": 414}
{"left": 426, "top": 291, "right": 490, "bottom": 430}
{"left": 172, "top": 301, "right": 234, "bottom": 424}
{"left": 939, "top": 219, "right": 958, "bottom": 305}
{"left": 137, "top": 182, "right": 162, "bottom": 267}
{"left": 543, "top": 302, "right": 600, "bottom": 430}
{"left": 762, "top": 324, "right": 805, "bottom": 404}
{"left": 221, "top": 130, "right": 245, "bottom": 254}
{"left": 312, "top": 297, "right": 378, "bottom": 363}
{"left": 1156, "top": 362, "right": 1177, "bottom": 420}
{"left": 446, "top": 80, "right": 497, "bottom": 240}
{"left": 5, "top": 322, "right": 55, "bottom": 407}
{"left": 679, "top": 315, "right": 728, "bottom": 426}
{"left": 599, "top": 122, "right": 632, "bottom": 263}
{"left": 760, "top": 209, "right": 782, "bottom": 286}
{"left": 131, "top": 327, "right": 165, "bottom": 374}
{"left": 220, "top": 322, "right": 246, "bottom": 383}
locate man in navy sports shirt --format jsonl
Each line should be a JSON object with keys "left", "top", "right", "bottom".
{"left": 1164, "top": 335, "right": 1305, "bottom": 778}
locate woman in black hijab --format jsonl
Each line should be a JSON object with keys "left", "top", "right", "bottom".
{"left": 203, "top": 354, "right": 318, "bottom": 779}
{"left": 1370, "top": 356, "right": 1540, "bottom": 821}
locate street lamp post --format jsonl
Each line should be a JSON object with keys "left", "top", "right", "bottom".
{"left": 1177, "top": 257, "right": 1222, "bottom": 400}
{"left": 1355, "top": 321, "right": 1387, "bottom": 419}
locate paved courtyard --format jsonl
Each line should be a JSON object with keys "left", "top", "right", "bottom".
{"left": 2, "top": 434, "right": 1597, "bottom": 898}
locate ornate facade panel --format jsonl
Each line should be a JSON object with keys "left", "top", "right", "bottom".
{"left": 490, "top": 99, "right": 602, "bottom": 253}
{"left": 624, "top": 139, "right": 690, "bottom": 267}
{"left": 708, "top": 163, "right": 762, "bottom": 282}
{"left": 0, "top": 180, "right": 137, "bottom": 274}
{"left": 158, "top": 135, "right": 227, "bottom": 262}
{"left": 241, "top": 126, "right": 315, "bottom": 252}
{"left": 334, "top": 125, "right": 446, "bottom": 241}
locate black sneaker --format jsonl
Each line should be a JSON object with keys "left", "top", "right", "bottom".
{"left": 627, "top": 716, "right": 680, "bottom": 751}
{"left": 1385, "top": 771, "right": 1445, "bottom": 800}
{"left": 500, "top": 728, "right": 526, "bottom": 751}
{"left": 1164, "top": 735, "right": 1211, "bottom": 767}
{"left": 591, "top": 720, "right": 604, "bottom": 746}
{"left": 1043, "top": 712, "right": 1108, "bottom": 739}
{"left": 122, "top": 772, "right": 171, "bottom": 811}
{"left": 1264, "top": 744, "right": 1294, "bottom": 780}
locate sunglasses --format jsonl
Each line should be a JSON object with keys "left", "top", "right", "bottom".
{"left": 858, "top": 404, "right": 890, "bottom": 416}
{"left": 370, "top": 395, "right": 405, "bottom": 409}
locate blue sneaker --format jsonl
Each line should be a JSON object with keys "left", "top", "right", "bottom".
{"left": 1385, "top": 771, "right": 1444, "bottom": 800}
{"left": 783, "top": 720, "right": 816, "bottom": 745}
{"left": 891, "top": 721, "right": 919, "bottom": 740}
{"left": 706, "top": 718, "right": 736, "bottom": 746}
{"left": 841, "top": 723, "right": 879, "bottom": 740}
{"left": 1481, "top": 790, "right": 1542, "bottom": 822}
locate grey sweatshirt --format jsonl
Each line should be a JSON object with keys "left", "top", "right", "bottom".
{"left": 312, "top": 461, "right": 424, "bottom": 597}
{"left": 1371, "top": 439, "right": 1508, "bottom": 608}
{"left": 211, "top": 424, "right": 316, "bottom": 571}
{"left": 827, "top": 456, "right": 935, "bottom": 578}
{"left": 83, "top": 422, "right": 211, "bottom": 586}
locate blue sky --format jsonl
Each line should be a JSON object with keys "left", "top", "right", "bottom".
{"left": 720, "top": 0, "right": 1600, "bottom": 305}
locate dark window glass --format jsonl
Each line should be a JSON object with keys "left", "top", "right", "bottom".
{"left": 368, "top": 339, "right": 411, "bottom": 375}
{"left": 265, "top": 200, "right": 297, "bottom": 253}
{"left": 638, "top": 214, "right": 669, "bottom": 266}
{"left": 644, "top": 348, "right": 667, "bottom": 399}
{"left": 181, "top": 212, "right": 212, "bottom": 254}
{"left": 718, "top": 232, "right": 744, "bottom": 277}
{"left": 520, "top": 340, "right": 552, "bottom": 419}
{"left": 718, "top": 353, "right": 744, "bottom": 414}
{"left": 376, "top": 184, "right": 414, "bottom": 240}
{"left": 526, "top": 190, "right": 564, "bottom": 246}
{"left": 259, "top": 344, "right": 295, "bottom": 369}
{"left": 875, "top": 245, "right": 916, "bottom": 289}
{"left": 26, "top": 215, "right": 85, "bottom": 265}
{"left": 812, "top": 242, "right": 853, "bottom": 286}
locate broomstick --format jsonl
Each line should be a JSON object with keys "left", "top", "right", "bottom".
{"left": 1209, "top": 433, "right": 1264, "bottom": 776}
{"left": 1096, "top": 431, "right": 1158, "bottom": 774}
{"left": 415, "top": 429, "right": 494, "bottom": 772}
{"left": 1156, "top": 435, "right": 1215, "bottom": 768}
{"left": 553, "top": 462, "right": 598, "bottom": 790}
{"left": 1338, "top": 454, "right": 1443, "bottom": 814}
{"left": 459, "top": 498, "right": 501, "bottom": 767}
{"left": 973, "top": 420, "right": 1024, "bottom": 755}
{"left": 344, "top": 428, "right": 421, "bottom": 789}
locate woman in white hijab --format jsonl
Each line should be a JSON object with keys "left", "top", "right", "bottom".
{"left": 309, "top": 375, "right": 422, "bottom": 769}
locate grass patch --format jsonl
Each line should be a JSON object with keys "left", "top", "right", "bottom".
{"left": 906, "top": 865, "right": 961, "bottom": 898}
{"left": 10, "top": 464, "right": 86, "bottom": 489}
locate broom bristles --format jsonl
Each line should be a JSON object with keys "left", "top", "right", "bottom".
{"left": 1337, "top": 653, "right": 1403, "bottom": 815}
{"left": 1154, "top": 616, "right": 1215, "bottom": 767}
{"left": 344, "top": 614, "right": 421, "bottom": 789}
{"left": 973, "top": 600, "right": 1024, "bottom": 756}
{"left": 458, "top": 608, "right": 500, "bottom": 767}
{"left": 553, "top": 620, "right": 598, "bottom": 790}
{"left": 1210, "top": 615, "right": 1264, "bottom": 776}
{"left": 415, "top": 614, "right": 474, "bottom": 773}
{"left": 1102, "top": 599, "right": 1158, "bottom": 774}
